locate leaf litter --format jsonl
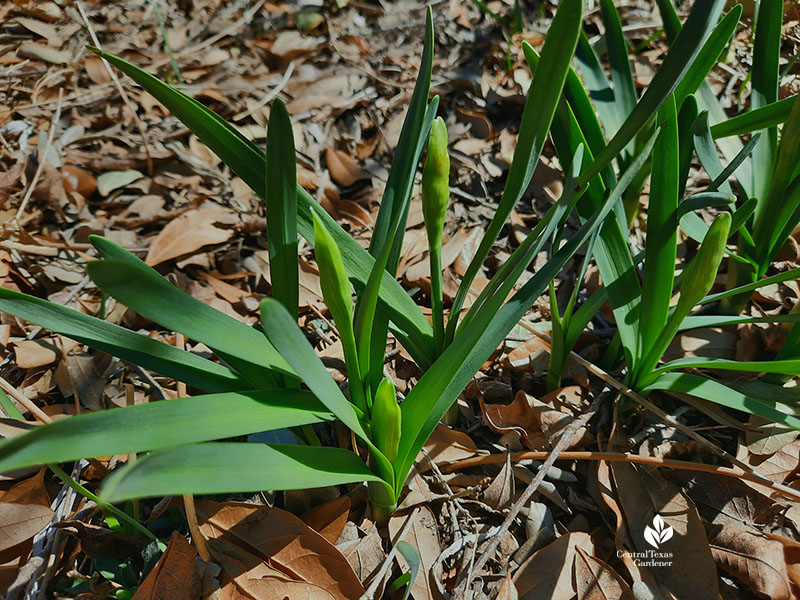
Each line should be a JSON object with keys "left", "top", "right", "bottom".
{"left": 1, "top": 0, "right": 800, "bottom": 597}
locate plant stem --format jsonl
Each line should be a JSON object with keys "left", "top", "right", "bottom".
{"left": 48, "top": 463, "right": 156, "bottom": 541}
{"left": 429, "top": 244, "right": 444, "bottom": 355}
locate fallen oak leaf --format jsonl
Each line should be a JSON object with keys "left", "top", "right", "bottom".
{"left": 145, "top": 208, "right": 237, "bottom": 266}
{"left": 196, "top": 500, "right": 363, "bottom": 600}
{"left": 133, "top": 532, "right": 200, "bottom": 600}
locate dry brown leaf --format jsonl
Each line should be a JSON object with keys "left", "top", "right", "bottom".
{"left": 84, "top": 55, "right": 111, "bottom": 84}
{"left": 339, "top": 523, "right": 385, "bottom": 584}
{"left": 388, "top": 506, "right": 441, "bottom": 600}
{"left": 301, "top": 496, "right": 351, "bottom": 545}
{"left": 496, "top": 572, "right": 519, "bottom": 600}
{"left": 480, "top": 390, "right": 587, "bottom": 451}
{"left": 513, "top": 532, "right": 595, "bottom": 598}
{"left": 145, "top": 208, "right": 236, "bottom": 266}
{"left": 738, "top": 438, "right": 800, "bottom": 484}
{"left": 503, "top": 336, "right": 550, "bottom": 372}
{"left": 133, "top": 532, "right": 200, "bottom": 600}
{"left": 13, "top": 336, "right": 77, "bottom": 369}
{"left": 419, "top": 425, "right": 487, "bottom": 470}
{"left": 706, "top": 522, "right": 793, "bottom": 600}
{"left": 325, "top": 147, "right": 363, "bottom": 187}
{"left": 196, "top": 500, "right": 363, "bottom": 599}
{"left": 574, "top": 547, "right": 635, "bottom": 600}
{"left": 483, "top": 453, "right": 515, "bottom": 509}
{"left": 0, "top": 503, "right": 53, "bottom": 553}
{"left": 609, "top": 462, "right": 718, "bottom": 599}
{"left": 0, "top": 469, "right": 50, "bottom": 506}
{"left": 53, "top": 520, "right": 148, "bottom": 562}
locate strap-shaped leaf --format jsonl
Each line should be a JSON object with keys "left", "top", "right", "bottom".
{"left": 749, "top": 0, "right": 782, "bottom": 205}
{"left": 88, "top": 258, "right": 289, "bottom": 388}
{"left": 642, "top": 372, "right": 800, "bottom": 430}
{"left": 651, "top": 357, "right": 800, "bottom": 378}
{"left": 710, "top": 96, "right": 796, "bottom": 138}
{"left": 265, "top": 98, "right": 299, "bottom": 319}
{"left": 672, "top": 6, "right": 741, "bottom": 108}
{"left": 0, "top": 390, "right": 331, "bottom": 473}
{"left": 100, "top": 443, "right": 386, "bottom": 503}
{"left": 638, "top": 95, "right": 679, "bottom": 368}
{"left": 445, "top": 0, "right": 583, "bottom": 341}
{"left": 259, "top": 299, "right": 369, "bottom": 443}
{"left": 0, "top": 287, "right": 246, "bottom": 392}
{"left": 579, "top": 0, "right": 727, "bottom": 187}
{"left": 599, "top": 0, "right": 637, "bottom": 161}
{"left": 88, "top": 48, "right": 433, "bottom": 366}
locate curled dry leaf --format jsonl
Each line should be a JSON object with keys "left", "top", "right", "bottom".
{"left": 196, "top": 500, "right": 364, "bottom": 600}
{"left": 513, "top": 531, "right": 594, "bottom": 599}
{"left": 145, "top": 208, "right": 237, "bottom": 266}
{"left": 301, "top": 496, "right": 351, "bottom": 545}
{"left": 574, "top": 547, "right": 635, "bottom": 600}
{"left": 52, "top": 520, "right": 147, "bottom": 562}
{"left": 706, "top": 522, "right": 795, "bottom": 600}
{"left": 418, "top": 424, "right": 487, "bottom": 471}
{"left": 133, "top": 532, "right": 200, "bottom": 600}
{"left": 480, "top": 389, "right": 588, "bottom": 451}
{"left": 326, "top": 147, "right": 364, "bottom": 187}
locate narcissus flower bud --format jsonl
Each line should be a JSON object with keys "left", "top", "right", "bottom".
{"left": 422, "top": 117, "right": 450, "bottom": 250}
{"left": 370, "top": 377, "right": 401, "bottom": 463}
{"left": 677, "top": 212, "right": 731, "bottom": 315}
{"left": 312, "top": 211, "right": 353, "bottom": 332}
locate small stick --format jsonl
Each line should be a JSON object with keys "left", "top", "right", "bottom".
{"left": 0, "top": 376, "right": 52, "bottom": 424}
{"left": 457, "top": 390, "right": 607, "bottom": 596}
{"left": 174, "top": 333, "right": 211, "bottom": 562}
{"left": 441, "top": 450, "right": 800, "bottom": 501}
{"left": 16, "top": 89, "right": 63, "bottom": 220}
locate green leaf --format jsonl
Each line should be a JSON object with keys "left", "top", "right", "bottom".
{"left": 752, "top": 95, "right": 800, "bottom": 271}
{"left": 749, "top": 0, "right": 783, "bottom": 204}
{"left": 677, "top": 95, "right": 699, "bottom": 198}
{"left": 100, "top": 443, "right": 385, "bottom": 503}
{"left": 87, "top": 48, "right": 433, "bottom": 367}
{"left": 672, "top": 6, "right": 741, "bottom": 108}
{"left": 680, "top": 314, "right": 800, "bottom": 330}
{"left": 678, "top": 192, "right": 734, "bottom": 217}
{"left": 638, "top": 95, "right": 679, "bottom": 365}
{"left": 574, "top": 31, "right": 623, "bottom": 146}
{"left": 651, "top": 357, "right": 800, "bottom": 378}
{"left": 700, "top": 267, "right": 800, "bottom": 305}
{"left": 0, "top": 286, "right": 247, "bottom": 392}
{"left": 710, "top": 95, "right": 796, "bottom": 138}
{"left": 642, "top": 372, "right": 800, "bottom": 430}
{"left": 392, "top": 541, "right": 420, "bottom": 600}
{"left": 265, "top": 98, "right": 299, "bottom": 319}
{"left": 88, "top": 258, "right": 289, "bottom": 388}
{"left": 578, "top": 0, "right": 727, "bottom": 187}
{"left": 446, "top": 0, "right": 583, "bottom": 342}
{"left": 259, "top": 298, "right": 368, "bottom": 442}
{"left": 0, "top": 390, "right": 331, "bottom": 473}
{"left": 599, "top": 0, "right": 637, "bottom": 161}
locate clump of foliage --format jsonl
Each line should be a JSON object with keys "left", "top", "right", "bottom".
{"left": 0, "top": 0, "right": 799, "bottom": 531}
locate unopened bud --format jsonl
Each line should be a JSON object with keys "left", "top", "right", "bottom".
{"left": 370, "top": 377, "right": 401, "bottom": 463}
{"left": 422, "top": 117, "right": 450, "bottom": 249}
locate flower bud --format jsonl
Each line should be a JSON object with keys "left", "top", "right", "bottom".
{"left": 677, "top": 212, "right": 731, "bottom": 315}
{"left": 422, "top": 117, "right": 450, "bottom": 249}
{"left": 370, "top": 377, "right": 401, "bottom": 463}
{"left": 312, "top": 211, "right": 353, "bottom": 332}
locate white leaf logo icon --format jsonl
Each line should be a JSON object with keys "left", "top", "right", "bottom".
{"left": 643, "top": 514, "right": 673, "bottom": 548}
